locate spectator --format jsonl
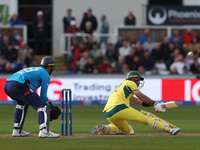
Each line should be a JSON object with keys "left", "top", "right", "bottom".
{"left": 139, "top": 28, "right": 150, "bottom": 44}
{"left": 134, "top": 43, "right": 144, "bottom": 59}
{"left": 66, "top": 20, "right": 82, "bottom": 34}
{"left": 14, "top": 36, "right": 23, "bottom": 49}
{"left": 183, "top": 28, "right": 195, "bottom": 44}
{"left": 151, "top": 42, "right": 162, "bottom": 63}
{"left": 125, "top": 50, "right": 134, "bottom": 69}
{"left": 10, "top": 13, "right": 24, "bottom": 26}
{"left": 99, "top": 57, "right": 114, "bottom": 73}
{"left": 4, "top": 44, "right": 18, "bottom": 63}
{"left": 170, "top": 54, "right": 186, "bottom": 74}
{"left": 77, "top": 51, "right": 90, "bottom": 73}
{"left": 190, "top": 57, "right": 200, "bottom": 74}
{"left": 131, "top": 55, "right": 142, "bottom": 70}
{"left": 141, "top": 50, "right": 155, "bottom": 71}
{"left": 194, "top": 43, "right": 200, "bottom": 58}
{"left": 188, "top": 37, "right": 198, "bottom": 53}
{"left": 71, "top": 41, "right": 89, "bottom": 71}
{"left": 90, "top": 42, "right": 99, "bottom": 59}
{"left": 95, "top": 50, "right": 104, "bottom": 66}
{"left": 169, "top": 29, "right": 183, "bottom": 44}
{"left": 119, "top": 41, "right": 130, "bottom": 57}
{"left": 0, "top": 29, "right": 5, "bottom": 48}
{"left": 160, "top": 36, "right": 170, "bottom": 64}
{"left": 168, "top": 43, "right": 175, "bottom": 54}
{"left": 166, "top": 48, "right": 181, "bottom": 70}
{"left": 18, "top": 41, "right": 34, "bottom": 62}
{"left": 114, "top": 35, "right": 123, "bottom": 56}
{"left": 184, "top": 52, "right": 194, "bottom": 68}
{"left": 83, "top": 56, "right": 96, "bottom": 73}
{"left": 9, "top": 29, "right": 21, "bottom": 45}
{"left": 99, "top": 14, "right": 109, "bottom": 47}
{"left": 33, "top": 10, "right": 48, "bottom": 54}
{"left": 5, "top": 61, "right": 14, "bottom": 73}
{"left": 0, "top": 35, "right": 10, "bottom": 56}
{"left": 143, "top": 36, "right": 155, "bottom": 52}
{"left": 80, "top": 8, "right": 98, "bottom": 34}
{"left": 115, "top": 56, "right": 125, "bottom": 73}
{"left": 130, "top": 34, "right": 139, "bottom": 51}
{"left": 13, "top": 57, "right": 27, "bottom": 72}
{"left": 25, "top": 54, "right": 38, "bottom": 67}
{"left": 183, "top": 65, "right": 192, "bottom": 75}
{"left": 124, "top": 11, "right": 136, "bottom": 25}
{"left": 121, "top": 64, "right": 130, "bottom": 74}
{"left": 105, "top": 43, "right": 118, "bottom": 64}
{"left": 138, "top": 65, "right": 145, "bottom": 74}
{"left": 173, "top": 36, "right": 182, "bottom": 50}
{"left": 63, "top": 8, "right": 75, "bottom": 33}
{"left": 106, "top": 65, "right": 116, "bottom": 74}
{"left": 85, "top": 35, "right": 96, "bottom": 50}
{"left": 181, "top": 43, "right": 190, "bottom": 57}
{"left": 0, "top": 56, "right": 7, "bottom": 72}
{"left": 93, "top": 66, "right": 99, "bottom": 74}
{"left": 152, "top": 67, "right": 159, "bottom": 75}
{"left": 70, "top": 37, "right": 79, "bottom": 60}
{"left": 83, "top": 21, "right": 93, "bottom": 34}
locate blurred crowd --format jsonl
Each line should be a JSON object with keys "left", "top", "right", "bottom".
{"left": 66, "top": 28, "right": 200, "bottom": 75}
{"left": 0, "top": 10, "right": 49, "bottom": 73}
{"left": 1, "top": 8, "right": 200, "bottom": 75}
{"left": 62, "top": 8, "right": 200, "bottom": 75}
{"left": 0, "top": 28, "right": 39, "bottom": 73}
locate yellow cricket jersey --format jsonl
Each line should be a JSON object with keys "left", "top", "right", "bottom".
{"left": 103, "top": 80, "right": 138, "bottom": 112}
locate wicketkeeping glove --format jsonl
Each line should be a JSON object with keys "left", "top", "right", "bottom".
{"left": 48, "top": 102, "right": 61, "bottom": 121}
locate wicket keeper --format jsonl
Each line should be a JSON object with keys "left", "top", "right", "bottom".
{"left": 91, "top": 70, "right": 180, "bottom": 135}
{"left": 4, "top": 56, "right": 60, "bottom": 138}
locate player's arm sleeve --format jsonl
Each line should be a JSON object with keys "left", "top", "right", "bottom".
{"left": 40, "top": 74, "right": 50, "bottom": 103}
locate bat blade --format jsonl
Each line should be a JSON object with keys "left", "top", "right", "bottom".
{"left": 162, "top": 101, "right": 179, "bottom": 109}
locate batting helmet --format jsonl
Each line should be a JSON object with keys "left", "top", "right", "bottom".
{"left": 126, "top": 70, "right": 144, "bottom": 81}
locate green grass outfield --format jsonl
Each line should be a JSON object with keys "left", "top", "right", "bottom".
{"left": 0, "top": 105, "right": 200, "bottom": 150}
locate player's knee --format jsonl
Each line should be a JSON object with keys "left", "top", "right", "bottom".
{"left": 123, "top": 125, "right": 134, "bottom": 134}
{"left": 16, "top": 104, "right": 25, "bottom": 110}
{"left": 129, "top": 125, "right": 134, "bottom": 134}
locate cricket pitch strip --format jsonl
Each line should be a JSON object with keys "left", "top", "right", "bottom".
{"left": 0, "top": 133, "right": 200, "bottom": 139}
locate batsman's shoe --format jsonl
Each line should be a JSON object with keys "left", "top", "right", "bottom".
{"left": 91, "top": 125, "right": 106, "bottom": 135}
{"left": 12, "top": 129, "right": 30, "bottom": 137}
{"left": 38, "top": 129, "right": 60, "bottom": 138}
{"left": 169, "top": 127, "right": 181, "bottom": 135}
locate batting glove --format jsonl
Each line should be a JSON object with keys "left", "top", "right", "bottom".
{"left": 154, "top": 102, "right": 166, "bottom": 113}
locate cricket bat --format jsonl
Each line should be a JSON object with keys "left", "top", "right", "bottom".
{"left": 162, "top": 101, "right": 179, "bottom": 109}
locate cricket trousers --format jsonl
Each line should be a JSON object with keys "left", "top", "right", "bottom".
{"left": 4, "top": 80, "right": 47, "bottom": 130}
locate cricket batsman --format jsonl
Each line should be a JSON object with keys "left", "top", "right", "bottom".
{"left": 4, "top": 56, "right": 61, "bottom": 138}
{"left": 91, "top": 70, "right": 180, "bottom": 135}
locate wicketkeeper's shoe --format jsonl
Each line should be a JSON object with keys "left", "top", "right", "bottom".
{"left": 38, "top": 129, "right": 60, "bottom": 138}
{"left": 91, "top": 125, "right": 106, "bottom": 134}
{"left": 169, "top": 127, "right": 181, "bottom": 135}
{"left": 12, "top": 129, "right": 30, "bottom": 137}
